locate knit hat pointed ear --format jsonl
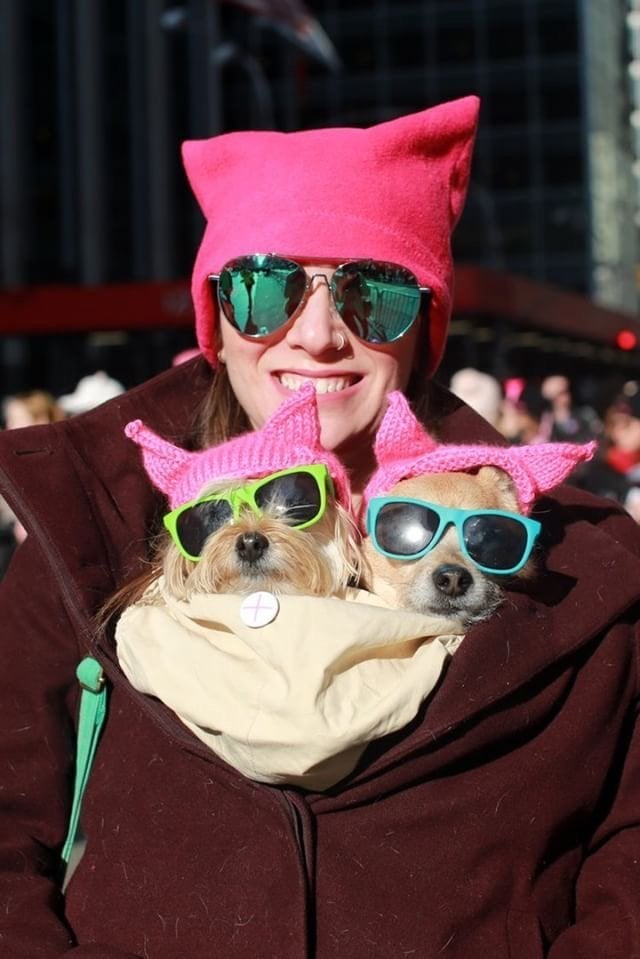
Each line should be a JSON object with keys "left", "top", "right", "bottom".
{"left": 126, "top": 382, "right": 351, "bottom": 510}
{"left": 373, "top": 391, "right": 438, "bottom": 467}
{"left": 124, "top": 420, "right": 192, "bottom": 500}
{"left": 503, "top": 441, "right": 599, "bottom": 512}
{"left": 182, "top": 95, "right": 480, "bottom": 376}
{"left": 259, "top": 380, "right": 322, "bottom": 449}
{"left": 363, "top": 390, "right": 597, "bottom": 515}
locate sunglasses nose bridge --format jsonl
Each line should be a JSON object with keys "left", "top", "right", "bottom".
{"left": 432, "top": 515, "right": 458, "bottom": 550}
{"left": 300, "top": 272, "right": 341, "bottom": 315}
{"left": 227, "top": 487, "right": 259, "bottom": 521}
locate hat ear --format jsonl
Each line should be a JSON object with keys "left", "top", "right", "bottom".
{"left": 124, "top": 420, "right": 192, "bottom": 499}
{"left": 447, "top": 96, "right": 480, "bottom": 225}
{"left": 368, "top": 96, "right": 479, "bottom": 227}
{"left": 261, "top": 380, "right": 321, "bottom": 448}
{"left": 374, "top": 391, "right": 437, "bottom": 466}
{"left": 511, "top": 440, "right": 598, "bottom": 510}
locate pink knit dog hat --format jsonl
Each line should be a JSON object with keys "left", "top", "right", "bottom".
{"left": 363, "top": 391, "right": 597, "bottom": 515}
{"left": 182, "top": 95, "right": 480, "bottom": 377}
{"left": 125, "top": 383, "right": 351, "bottom": 510}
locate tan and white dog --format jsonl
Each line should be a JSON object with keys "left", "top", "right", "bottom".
{"left": 360, "top": 391, "right": 597, "bottom": 631}
{"left": 362, "top": 466, "right": 529, "bottom": 630}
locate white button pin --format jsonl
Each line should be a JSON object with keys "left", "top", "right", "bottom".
{"left": 240, "top": 591, "right": 280, "bottom": 628}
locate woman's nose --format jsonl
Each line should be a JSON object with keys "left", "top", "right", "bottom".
{"left": 285, "top": 275, "right": 345, "bottom": 355}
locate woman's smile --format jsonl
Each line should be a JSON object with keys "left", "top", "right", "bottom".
{"left": 275, "top": 372, "right": 361, "bottom": 395}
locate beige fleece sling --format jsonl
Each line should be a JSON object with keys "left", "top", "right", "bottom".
{"left": 116, "top": 582, "right": 464, "bottom": 791}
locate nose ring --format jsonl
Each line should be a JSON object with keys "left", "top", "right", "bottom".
{"left": 335, "top": 332, "right": 346, "bottom": 351}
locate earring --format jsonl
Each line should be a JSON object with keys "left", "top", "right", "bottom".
{"left": 335, "top": 332, "right": 346, "bottom": 352}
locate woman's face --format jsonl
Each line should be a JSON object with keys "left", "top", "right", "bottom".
{"left": 218, "top": 263, "right": 422, "bottom": 468}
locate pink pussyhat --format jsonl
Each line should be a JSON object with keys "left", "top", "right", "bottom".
{"left": 363, "top": 391, "right": 597, "bottom": 516}
{"left": 125, "top": 383, "right": 351, "bottom": 510}
{"left": 182, "top": 95, "right": 480, "bottom": 377}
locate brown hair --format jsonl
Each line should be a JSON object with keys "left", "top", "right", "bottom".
{"left": 196, "top": 364, "right": 251, "bottom": 447}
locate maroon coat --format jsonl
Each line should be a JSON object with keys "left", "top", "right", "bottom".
{"left": 1, "top": 358, "right": 639, "bottom": 959}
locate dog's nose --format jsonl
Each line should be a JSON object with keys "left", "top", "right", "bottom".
{"left": 235, "top": 531, "right": 269, "bottom": 563}
{"left": 432, "top": 564, "right": 473, "bottom": 597}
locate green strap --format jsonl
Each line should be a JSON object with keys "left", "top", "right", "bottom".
{"left": 61, "top": 657, "right": 107, "bottom": 864}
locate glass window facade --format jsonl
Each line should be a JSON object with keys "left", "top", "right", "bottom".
{"left": 0, "top": 0, "right": 636, "bottom": 392}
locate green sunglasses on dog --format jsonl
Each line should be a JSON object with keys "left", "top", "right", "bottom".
{"left": 163, "top": 464, "right": 333, "bottom": 563}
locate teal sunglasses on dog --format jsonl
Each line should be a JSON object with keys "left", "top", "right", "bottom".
{"left": 367, "top": 497, "right": 542, "bottom": 575}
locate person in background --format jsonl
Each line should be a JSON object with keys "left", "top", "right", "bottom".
{"left": 2, "top": 389, "right": 65, "bottom": 430}
{"left": 540, "top": 373, "right": 602, "bottom": 444}
{"left": 498, "top": 379, "right": 553, "bottom": 445}
{"left": 448, "top": 366, "right": 503, "bottom": 429}
{"left": 599, "top": 386, "right": 640, "bottom": 521}
{"left": 1, "top": 390, "right": 66, "bottom": 554}
{"left": 603, "top": 387, "right": 640, "bottom": 479}
{"left": 0, "top": 97, "right": 639, "bottom": 959}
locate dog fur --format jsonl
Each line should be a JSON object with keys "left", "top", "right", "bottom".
{"left": 161, "top": 478, "right": 361, "bottom": 600}
{"left": 361, "top": 466, "right": 534, "bottom": 630}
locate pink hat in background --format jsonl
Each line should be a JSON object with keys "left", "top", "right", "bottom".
{"left": 363, "top": 391, "right": 597, "bottom": 516}
{"left": 125, "top": 382, "right": 351, "bottom": 510}
{"left": 182, "top": 96, "right": 480, "bottom": 377}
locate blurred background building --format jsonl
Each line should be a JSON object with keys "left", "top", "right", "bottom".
{"left": 1, "top": 0, "right": 639, "bottom": 402}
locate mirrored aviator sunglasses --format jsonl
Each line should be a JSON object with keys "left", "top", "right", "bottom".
{"left": 367, "top": 497, "right": 542, "bottom": 576}
{"left": 163, "top": 464, "right": 332, "bottom": 563}
{"left": 208, "top": 253, "right": 431, "bottom": 345}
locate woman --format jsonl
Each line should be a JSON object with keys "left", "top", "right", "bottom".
{"left": 0, "top": 96, "right": 639, "bottom": 958}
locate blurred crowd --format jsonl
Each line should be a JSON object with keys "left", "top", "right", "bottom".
{"left": 449, "top": 368, "right": 640, "bottom": 523}
{"left": 0, "top": 371, "right": 125, "bottom": 576}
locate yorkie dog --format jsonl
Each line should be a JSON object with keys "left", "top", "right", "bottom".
{"left": 159, "top": 463, "right": 359, "bottom": 598}
{"left": 360, "top": 391, "right": 596, "bottom": 632}
{"left": 124, "top": 383, "right": 359, "bottom": 603}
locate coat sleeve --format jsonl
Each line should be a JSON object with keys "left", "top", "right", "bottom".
{"left": 547, "top": 621, "right": 640, "bottom": 958}
{"left": 0, "top": 537, "right": 138, "bottom": 958}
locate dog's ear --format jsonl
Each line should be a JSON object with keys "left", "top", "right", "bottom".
{"left": 476, "top": 466, "right": 520, "bottom": 512}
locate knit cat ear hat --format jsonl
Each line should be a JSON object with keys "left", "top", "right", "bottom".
{"left": 363, "top": 391, "right": 597, "bottom": 515}
{"left": 125, "top": 383, "right": 351, "bottom": 510}
{"left": 182, "top": 95, "right": 480, "bottom": 377}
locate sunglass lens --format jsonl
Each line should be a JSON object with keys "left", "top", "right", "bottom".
{"left": 463, "top": 515, "right": 529, "bottom": 571}
{"left": 375, "top": 502, "right": 440, "bottom": 556}
{"left": 218, "top": 255, "right": 306, "bottom": 337}
{"left": 333, "top": 261, "right": 421, "bottom": 343}
{"left": 176, "top": 499, "right": 233, "bottom": 557}
{"left": 255, "top": 471, "right": 322, "bottom": 526}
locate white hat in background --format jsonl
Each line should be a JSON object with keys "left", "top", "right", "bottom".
{"left": 58, "top": 371, "right": 125, "bottom": 415}
{"left": 449, "top": 368, "right": 504, "bottom": 427}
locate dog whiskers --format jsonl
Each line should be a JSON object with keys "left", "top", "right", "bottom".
{"left": 162, "top": 501, "right": 360, "bottom": 600}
